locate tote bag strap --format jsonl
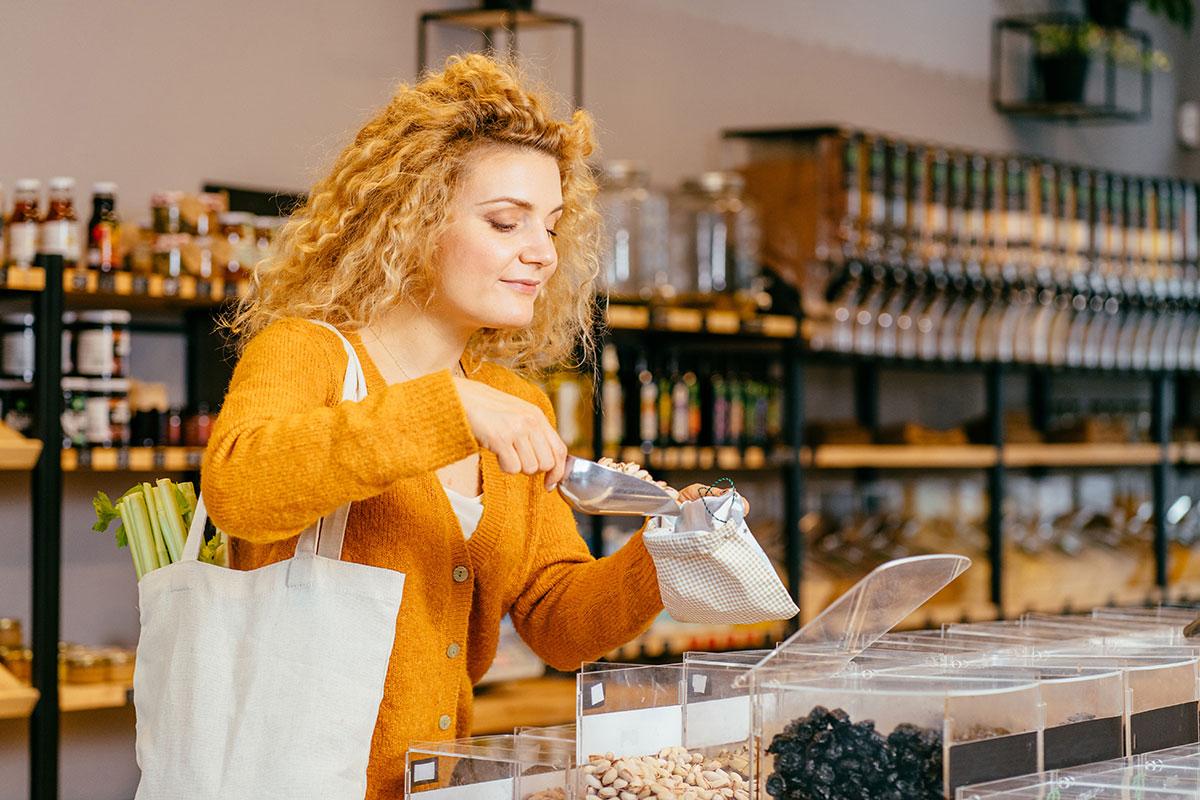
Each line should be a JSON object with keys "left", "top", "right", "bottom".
{"left": 182, "top": 320, "right": 367, "bottom": 563}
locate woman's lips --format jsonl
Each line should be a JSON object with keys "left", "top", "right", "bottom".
{"left": 501, "top": 279, "right": 541, "bottom": 295}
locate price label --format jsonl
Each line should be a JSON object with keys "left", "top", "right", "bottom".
{"left": 162, "top": 278, "right": 180, "bottom": 297}
{"left": 197, "top": 280, "right": 213, "bottom": 300}
{"left": 153, "top": 449, "right": 167, "bottom": 469}
{"left": 116, "top": 449, "right": 130, "bottom": 470}
{"left": 97, "top": 273, "right": 116, "bottom": 294}
{"left": 70, "top": 271, "right": 90, "bottom": 292}
{"left": 132, "top": 275, "right": 150, "bottom": 295}
{"left": 76, "top": 448, "right": 93, "bottom": 469}
{"left": 186, "top": 450, "right": 203, "bottom": 469}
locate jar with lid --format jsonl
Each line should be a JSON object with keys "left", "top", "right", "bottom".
{"left": 61, "top": 377, "right": 89, "bottom": 447}
{"left": 7, "top": 179, "right": 42, "bottom": 268}
{"left": 152, "top": 234, "right": 186, "bottom": 278}
{"left": 194, "top": 193, "right": 224, "bottom": 237}
{"left": 184, "top": 402, "right": 214, "bottom": 447}
{"left": 596, "top": 161, "right": 669, "bottom": 300}
{"left": 0, "top": 379, "right": 34, "bottom": 436}
{"left": 84, "top": 377, "right": 131, "bottom": 447}
{"left": 68, "top": 310, "right": 131, "bottom": 377}
{"left": 669, "top": 172, "right": 763, "bottom": 306}
{"left": 1, "top": 312, "right": 34, "bottom": 381}
{"left": 0, "top": 618, "right": 21, "bottom": 649}
{"left": 151, "top": 191, "right": 184, "bottom": 235}
{"left": 65, "top": 650, "right": 112, "bottom": 684}
{"left": 2, "top": 647, "right": 32, "bottom": 684}
{"left": 219, "top": 212, "right": 257, "bottom": 279}
{"left": 42, "top": 177, "right": 79, "bottom": 267}
{"left": 86, "top": 182, "right": 121, "bottom": 272}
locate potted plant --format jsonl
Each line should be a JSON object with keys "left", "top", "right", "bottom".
{"left": 1031, "top": 21, "right": 1172, "bottom": 104}
{"left": 1084, "top": 0, "right": 1193, "bottom": 31}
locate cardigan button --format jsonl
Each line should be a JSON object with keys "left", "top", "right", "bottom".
{"left": 447, "top": 642, "right": 461, "bottom": 659}
{"left": 452, "top": 566, "right": 469, "bottom": 583}
{"left": 438, "top": 715, "right": 452, "bottom": 731}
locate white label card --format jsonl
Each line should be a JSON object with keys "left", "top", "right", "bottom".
{"left": 578, "top": 706, "right": 683, "bottom": 762}
{"left": 684, "top": 697, "right": 751, "bottom": 750}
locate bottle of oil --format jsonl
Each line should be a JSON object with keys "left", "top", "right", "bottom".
{"left": 7, "top": 180, "right": 41, "bottom": 268}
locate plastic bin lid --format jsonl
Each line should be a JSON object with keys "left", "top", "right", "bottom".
{"left": 749, "top": 554, "right": 970, "bottom": 674}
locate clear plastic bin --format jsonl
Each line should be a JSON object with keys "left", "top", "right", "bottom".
{"left": 884, "top": 661, "right": 1126, "bottom": 770}
{"left": 752, "top": 668, "right": 1044, "bottom": 799}
{"left": 992, "top": 648, "right": 1200, "bottom": 755}
{"left": 515, "top": 724, "right": 576, "bottom": 743}
{"left": 956, "top": 746, "right": 1200, "bottom": 798}
{"left": 407, "top": 735, "right": 576, "bottom": 800}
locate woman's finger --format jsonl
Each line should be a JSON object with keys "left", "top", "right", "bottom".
{"left": 543, "top": 429, "right": 569, "bottom": 490}
{"left": 511, "top": 435, "right": 542, "bottom": 475}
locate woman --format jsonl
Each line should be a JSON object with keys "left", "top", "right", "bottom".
{"left": 203, "top": 55, "right": 739, "bottom": 797}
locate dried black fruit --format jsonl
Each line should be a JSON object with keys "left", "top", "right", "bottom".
{"left": 766, "top": 707, "right": 944, "bottom": 800}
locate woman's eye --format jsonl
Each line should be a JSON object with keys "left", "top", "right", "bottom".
{"left": 489, "top": 220, "right": 517, "bottom": 232}
{"left": 547, "top": 229, "right": 558, "bottom": 239}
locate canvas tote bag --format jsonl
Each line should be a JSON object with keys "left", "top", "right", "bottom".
{"left": 134, "top": 321, "right": 405, "bottom": 799}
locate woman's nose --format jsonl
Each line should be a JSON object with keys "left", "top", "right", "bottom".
{"left": 520, "top": 228, "right": 557, "bottom": 268}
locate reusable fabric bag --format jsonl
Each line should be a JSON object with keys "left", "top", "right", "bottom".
{"left": 134, "top": 322, "right": 405, "bottom": 799}
{"left": 643, "top": 491, "right": 799, "bottom": 624}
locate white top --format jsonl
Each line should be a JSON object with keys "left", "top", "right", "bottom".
{"left": 442, "top": 482, "right": 484, "bottom": 540}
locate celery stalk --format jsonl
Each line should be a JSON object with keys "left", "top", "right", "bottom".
{"left": 131, "top": 492, "right": 169, "bottom": 570}
{"left": 178, "top": 482, "right": 198, "bottom": 526}
{"left": 153, "top": 480, "right": 186, "bottom": 563}
{"left": 116, "top": 500, "right": 146, "bottom": 580}
{"left": 123, "top": 495, "right": 159, "bottom": 574}
{"left": 141, "top": 482, "right": 174, "bottom": 566}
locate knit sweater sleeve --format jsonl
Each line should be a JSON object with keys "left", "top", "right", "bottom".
{"left": 201, "top": 318, "right": 478, "bottom": 543}
{"left": 508, "top": 390, "right": 663, "bottom": 671}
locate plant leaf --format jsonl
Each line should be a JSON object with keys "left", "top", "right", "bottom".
{"left": 92, "top": 491, "right": 119, "bottom": 533}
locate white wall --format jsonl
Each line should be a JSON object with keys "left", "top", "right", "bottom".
{"left": 1, "top": 2, "right": 1196, "bottom": 798}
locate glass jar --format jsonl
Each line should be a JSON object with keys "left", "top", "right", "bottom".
{"left": 596, "top": 161, "right": 669, "bottom": 300}
{"left": 152, "top": 233, "right": 187, "bottom": 278}
{"left": 86, "top": 182, "right": 121, "bottom": 272}
{"left": 184, "top": 402, "right": 214, "bottom": 447}
{"left": 0, "top": 379, "right": 34, "bottom": 435}
{"left": 1, "top": 312, "right": 34, "bottom": 381}
{"left": 68, "top": 310, "right": 131, "bottom": 378}
{"left": 65, "top": 650, "right": 112, "bottom": 684}
{"left": 164, "top": 406, "right": 185, "bottom": 446}
{"left": 0, "top": 618, "right": 22, "bottom": 649}
{"left": 2, "top": 647, "right": 32, "bottom": 684}
{"left": 151, "top": 191, "right": 184, "bottom": 235}
{"left": 84, "top": 377, "right": 131, "bottom": 447}
{"left": 218, "top": 212, "right": 257, "bottom": 279}
{"left": 61, "top": 377, "right": 90, "bottom": 447}
{"left": 104, "top": 647, "right": 135, "bottom": 683}
{"left": 670, "top": 171, "right": 763, "bottom": 304}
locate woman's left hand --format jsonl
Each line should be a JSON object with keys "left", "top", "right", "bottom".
{"left": 677, "top": 484, "right": 750, "bottom": 515}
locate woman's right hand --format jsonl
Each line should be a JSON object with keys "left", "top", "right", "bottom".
{"left": 453, "top": 377, "right": 568, "bottom": 491}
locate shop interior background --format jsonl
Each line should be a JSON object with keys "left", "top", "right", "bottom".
{"left": 3, "top": 1, "right": 1200, "bottom": 797}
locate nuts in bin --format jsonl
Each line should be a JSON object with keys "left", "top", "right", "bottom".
{"left": 582, "top": 746, "right": 751, "bottom": 800}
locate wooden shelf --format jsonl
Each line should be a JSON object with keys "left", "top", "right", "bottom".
{"left": 61, "top": 446, "right": 205, "bottom": 472}
{"left": 0, "top": 664, "right": 39, "bottom": 720}
{"left": 587, "top": 445, "right": 793, "bottom": 472}
{"left": 1003, "top": 443, "right": 1165, "bottom": 468}
{"left": 810, "top": 444, "right": 997, "bottom": 470}
{"left": 471, "top": 677, "right": 576, "bottom": 735}
{"left": 605, "top": 303, "right": 798, "bottom": 339}
{"left": 59, "top": 679, "right": 133, "bottom": 713}
{"left": 0, "top": 426, "right": 43, "bottom": 470}
{"left": 0, "top": 265, "right": 248, "bottom": 307}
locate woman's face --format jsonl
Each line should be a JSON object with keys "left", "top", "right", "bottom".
{"left": 433, "top": 145, "right": 563, "bottom": 332}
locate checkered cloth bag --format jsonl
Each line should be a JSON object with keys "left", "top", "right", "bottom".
{"left": 643, "top": 491, "right": 799, "bottom": 624}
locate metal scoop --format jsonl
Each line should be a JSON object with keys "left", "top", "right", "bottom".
{"left": 557, "top": 455, "right": 682, "bottom": 517}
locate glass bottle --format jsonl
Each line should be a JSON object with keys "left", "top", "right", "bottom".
{"left": 7, "top": 180, "right": 41, "bottom": 268}
{"left": 42, "top": 177, "right": 79, "bottom": 267}
{"left": 86, "top": 183, "right": 121, "bottom": 273}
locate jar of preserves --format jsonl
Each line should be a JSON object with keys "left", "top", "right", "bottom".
{"left": 65, "top": 650, "right": 112, "bottom": 684}
{"left": 1, "top": 312, "right": 34, "bottom": 381}
{"left": 61, "top": 377, "right": 90, "bottom": 448}
{"left": 0, "top": 618, "right": 22, "bottom": 649}
{"left": 42, "top": 177, "right": 79, "bottom": 267}
{"left": 152, "top": 234, "right": 186, "bottom": 278}
{"left": 69, "top": 310, "right": 131, "bottom": 378}
{"left": 7, "top": 179, "right": 42, "bottom": 268}
{"left": 184, "top": 402, "right": 214, "bottom": 447}
{"left": 84, "top": 377, "right": 131, "bottom": 447}
{"left": 0, "top": 379, "right": 34, "bottom": 435}
{"left": 151, "top": 191, "right": 184, "bottom": 235}
{"left": 219, "top": 212, "right": 257, "bottom": 279}
{"left": 2, "top": 647, "right": 32, "bottom": 684}
{"left": 669, "top": 171, "right": 763, "bottom": 305}
{"left": 596, "top": 161, "right": 669, "bottom": 300}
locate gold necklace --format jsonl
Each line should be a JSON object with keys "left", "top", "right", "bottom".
{"left": 369, "top": 326, "right": 465, "bottom": 380}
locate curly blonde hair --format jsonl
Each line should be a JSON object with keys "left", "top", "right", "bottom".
{"left": 225, "top": 53, "right": 601, "bottom": 374}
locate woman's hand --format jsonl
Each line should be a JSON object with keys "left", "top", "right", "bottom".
{"left": 678, "top": 483, "right": 751, "bottom": 516}
{"left": 453, "top": 377, "right": 567, "bottom": 490}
